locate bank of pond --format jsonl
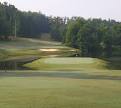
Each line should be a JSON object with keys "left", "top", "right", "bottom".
{"left": 0, "top": 56, "right": 40, "bottom": 70}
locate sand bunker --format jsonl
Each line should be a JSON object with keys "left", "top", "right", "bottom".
{"left": 39, "top": 49, "right": 59, "bottom": 52}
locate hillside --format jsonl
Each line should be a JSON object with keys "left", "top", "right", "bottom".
{"left": 0, "top": 38, "right": 76, "bottom": 61}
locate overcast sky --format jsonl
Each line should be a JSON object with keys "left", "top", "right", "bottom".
{"left": 1, "top": 0, "right": 121, "bottom": 21}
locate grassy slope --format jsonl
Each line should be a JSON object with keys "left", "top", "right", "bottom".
{"left": 0, "top": 38, "right": 76, "bottom": 60}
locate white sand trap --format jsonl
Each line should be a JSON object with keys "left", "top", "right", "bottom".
{"left": 39, "top": 49, "right": 59, "bottom": 52}
{"left": 69, "top": 49, "right": 76, "bottom": 52}
{"left": 45, "top": 58, "right": 95, "bottom": 64}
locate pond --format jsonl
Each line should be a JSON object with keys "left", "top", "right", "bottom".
{"left": 0, "top": 56, "right": 40, "bottom": 70}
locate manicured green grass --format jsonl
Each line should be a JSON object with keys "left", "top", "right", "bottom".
{"left": 0, "top": 76, "right": 121, "bottom": 108}
{"left": 45, "top": 57, "right": 95, "bottom": 64}
{"left": 24, "top": 57, "right": 108, "bottom": 71}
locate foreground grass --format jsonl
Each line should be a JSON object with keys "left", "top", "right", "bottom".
{"left": 0, "top": 76, "right": 121, "bottom": 108}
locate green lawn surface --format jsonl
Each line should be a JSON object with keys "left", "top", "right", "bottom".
{"left": 0, "top": 76, "right": 121, "bottom": 108}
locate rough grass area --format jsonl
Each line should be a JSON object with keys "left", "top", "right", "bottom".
{"left": 0, "top": 37, "right": 63, "bottom": 49}
{"left": 0, "top": 76, "right": 121, "bottom": 108}
{"left": 24, "top": 57, "right": 107, "bottom": 71}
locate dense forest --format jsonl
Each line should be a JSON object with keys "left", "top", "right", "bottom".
{"left": 0, "top": 2, "right": 66, "bottom": 41}
{"left": 64, "top": 18, "right": 121, "bottom": 57}
{"left": 0, "top": 2, "right": 121, "bottom": 57}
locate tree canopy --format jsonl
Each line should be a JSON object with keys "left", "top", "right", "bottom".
{"left": 64, "top": 18, "right": 121, "bottom": 57}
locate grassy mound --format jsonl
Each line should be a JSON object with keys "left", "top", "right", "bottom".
{"left": 24, "top": 57, "right": 107, "bottom": 71}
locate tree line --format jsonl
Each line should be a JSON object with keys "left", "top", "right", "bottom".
{"left": 0, "top": 2, "right": 66, "bottom": 40}
{"left": 0, "top": 2, "right": 121, "bottom": 57}
{"left": 0, "top": 2, "right": 17, "bottom": 40}
{"left": 64, "top": 17, "right": 121, "bottom": 57}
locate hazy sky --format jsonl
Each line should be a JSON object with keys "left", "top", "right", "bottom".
{"left": 1, "top": 0, "right": 121, "bottom": 21}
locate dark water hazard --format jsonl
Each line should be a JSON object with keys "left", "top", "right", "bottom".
{"left": 0, "top": 56, "right": 39, "bottom": 70}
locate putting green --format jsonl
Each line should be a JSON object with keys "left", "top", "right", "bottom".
{"left": 45, "top": 58, "right": 95, "bottom": 64}
{"left": 24, "top": 57, "right": 107, "bottom": 70}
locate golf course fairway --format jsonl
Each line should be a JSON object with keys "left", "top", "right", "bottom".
{"left": 0, "top": 76, "right": 121, "bottom": 108}
{"left": 0, "top": 38, "right": 121, "bottom": 108}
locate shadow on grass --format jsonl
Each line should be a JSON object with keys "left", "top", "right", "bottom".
{"left": 102, "top": 57, "right": 121, "bottom": 70}
{"left": 0, "top": 71, "right": 121, "bottom": 81}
